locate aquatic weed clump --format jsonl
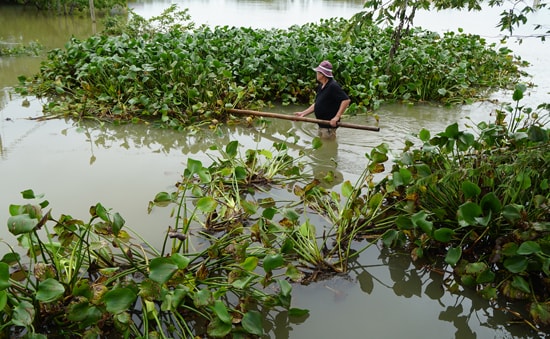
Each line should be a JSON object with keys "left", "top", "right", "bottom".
{"left": 15, "top": 5, "right": 526, "bottom": 128}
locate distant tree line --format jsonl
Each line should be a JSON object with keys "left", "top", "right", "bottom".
{"left": 0, "top": 0, "right": 125, "bottom": 14}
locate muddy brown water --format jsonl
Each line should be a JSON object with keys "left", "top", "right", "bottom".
{"left": 0, "top": 2, "right": 548, "bottom": 338}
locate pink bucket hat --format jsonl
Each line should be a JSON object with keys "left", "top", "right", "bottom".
{"left": 314, "top": 60, "right": 333, "bottom": 78}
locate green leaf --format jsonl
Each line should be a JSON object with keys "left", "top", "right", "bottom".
{"left": 503, "top": 256, "right": 528, "bottom": 273}
{"left": 241, "top": 256, "right": 259, "bottom": 271}
{"left": 36, "top": 278, "right": 65, "bottom": 303}
{"left": 434, "top": 228, "right": 454, "bottom": 242}
{"left": 511, "top": 275, "right": 530, "bottom": 293}
{"left": 196, "top": 196, "right": 218, "bottom": 213}
{"left": 186, "top": 158, "right": 204, "bottom": 175}
{"left": 112, "top": 212, "right": 125, "bottom": 237}
{"left": 193, "top": 288, "right": 213, "bottom": 307}
{"left": 457, "top": 202, "right": 482, "bottom": 226}
{"left": 341, "top": 180, "right": 354, "bottom": 198}
{"left": 263, "top": 254, "right": 284, "bottom": 273}
{"left": 0, "top": 290, "right": 7, "bottom": 311}
{"left": 207, "top": 317, "right": 232, "bottom": 338}
{"left": 476, "top": 269, "right": 496, "bottom": 284}
{"left": 94, "top": 203, "right": 109, "bottom": 222}
{"left": 7, "top": 214, "right": 37, "bottom": 235}
{"left": 242, "top": 310, "right": 263, "bottom": 336}
{"left": 171, "top": 253, "right": 191, "bottom": 270}
{"left": 462, "top": 181, "right": 481, "bottom": 199}
{"left": 289, "top": 307, "right": 310, "bottom": 317}
{"left": 517, "top": 241, "right": 541, "bottom": 255}
{"left": 211, "top": 300, "right": 232, "bottom": 324}
{"left": 12, "top": 300, "right": 35, "bottom": 327}
{"left": 103, "top": 288, "right": 137, "bottom": 314}
{"left": 225, "top": 140, "right": 239, "bottom": 158}
{"left": 502, "top": 204, "right": 522, "bottom": 223}
{"left": 445, "top": 247, "right": 462, "bottom": 266}
{"left": 278, "top": 279, "right": 292, "bottom": 297}
{"left": 0, "top": 262, "right": 10, "bottom": 291}
{"left": 419, "top": 129, "right": 431, "bottom": 142}
{"left": 395, "top": 215, "right": 414, "bottom": 230}
{"left": 21, "top": 189, "right": 38, "bottom": 199}
{"left": 412, "top": 211, "right": 433, "bottom": 235}
{"left": 312, "top": 137, "right": 323, "bottom": 150}
{"left": 149, "top": 257, "right": 178, "bottom": 284}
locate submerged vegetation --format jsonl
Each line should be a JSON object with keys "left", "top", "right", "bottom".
{"left": 3, "top": 4, "right": 550, "bottom": 338}
{"left": 15, "top": 6, "right": 527, "bottom": 128}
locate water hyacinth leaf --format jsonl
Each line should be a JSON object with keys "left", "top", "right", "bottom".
{"left": 434, "top": 228, "right": 454, "bottom": 243}
{"left": 171, "top": 253, "right": 191, "bottom": 270}
{"left": 7, "top": 214, "right": 37, "bottom": 235}
{"left": 312, "top": 137, "right": 323, "bottom": 150}
{"left": 211, "top": 300, "right": 232, "bottom": 324}
{"left": 0, "top": 262, "right": 10, "bottom": 290}
{"left": 278, "top": 279, "right": 292, "bottom": 297}
{"left": 1, "top": 252, "right": 20, "bottom": 265}
{"left": 530, "top": 302, "right": 550, "bottom": 326}
{"left": 415, "top": 163, "right": 431, "bottom": 177}
{"left": 381, "top": 229, "right": 398, "bottom": 247}
{"left": 149, "top": 257, "right": 178, "bottom": 284}
{"left": 241, "top": 256, "right": 259, "bottom": 271}
{"left": 368, "top": 192, "right": 383, "bottom": 211}
{"left": 152, "top": 192, "right": 172, "bottom": 206}
{"left": 395, "top": 215, "right": 414, "bottom": 230}
{"left": 198, "top": 168, "right": 212, "bottom": 183}
{"left": 418, "top": 128, "right": 431, "bottom": 142}
{"left": 225, "top": 140, "right": 239, "bottom": 158}
{"left": 0, "top": 290, "right": 6, "bottom": 311}
{"left": 462, "top": 181, "right": 481, "bottom": 199}
{"left": 458, "top": 202, "right": 482, "bottom": 226}
{"left": 445, "top": 246, "right": 462, "bottom": 266}
{"left": 465, "top": 262, "right": 488, "bottom": 275}
{"left": 21, "top": 189, "right": 40, "bottom": 199}
{"left": 476, "top": 269, "right": 496, "bottom": 284}
{"left": 263, "top": 253, "right": 285, "bottom": 273}
{"left": 242, "top": 310, "right": 263, "bottom": 336}
{"left": 411, "top": 211, "right": 432, "bottom": 234}
{"left": 194, "top": 288, "right": 213, "bottom": 307}
{"left": 112, "top": 212, "right": 124, "bottom": 237}
{"left": 480, "top": 192, "right": 501, "bottom": 214}
{"left": 234, "top": 166, "right": 247, "bottom": 180}
{"left": 341, "top": 180, "right": 354, "bottom": 198}
{"left": 289, "top": 308, "right": 310, "bottom": 317}
{"left": 285, "top": 264, "right": 302, "bottom": 281}
{"left": 12, "top": 300, "right": 34, "bottom": 327}
{"left": 36, "top": 278, "right": 65, "bottom": 302}
{"left": 196, "top": 196, "right": 218, "bottom": 213}
{"left": 502, "top": 204, "right": 522, "bottom": 223}
{"left": 104, "top": 288, "right": 137, "bottom": 314}
{"left": 93, "top": 203, "right": 110, "bottom": 222}
{"left": 241, "top": 200, "right": 257, "bottom": 215}
{"left": 207, "top": 317, "right": 232, "bottom": 338}
{"left": 186, "top": 158, "right": 203, "bottom": 175}
{"left": 67, "top": 301, "right": 102, "bottom": 326}
{"left": 479, "top": 286, "right": 498, "bottom": 300}
{"left": 262, "top": 207, "right": 276, "bottom": 220}
{"left": 232, "top": 275, "right": 255, "bottom": 289}
{"left": 504, "top": 256, "right": 528, "bottom": 273}
{"left": 517, "top": 241, "right": 541, "bottom": 255}
{"left": 511, "top": 275, "right": 531, "bottom": 294}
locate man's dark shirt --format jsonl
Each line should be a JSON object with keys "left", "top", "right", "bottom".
{"left": 314, "top": 78, "right": 349, "bottom": 128}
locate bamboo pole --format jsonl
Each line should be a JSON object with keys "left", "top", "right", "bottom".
{"left": 227, "top": 108, "right": 380, "bottom": 132}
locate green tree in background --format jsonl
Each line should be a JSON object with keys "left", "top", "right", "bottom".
{"left": 347, "top": 0, "right": 549, "bottom": 66}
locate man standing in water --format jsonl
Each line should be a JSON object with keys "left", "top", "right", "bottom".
{"left": 295, "top": 60, "right": 351, "bottom": 139}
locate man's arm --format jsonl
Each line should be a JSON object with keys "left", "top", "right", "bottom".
{"left": 329, "top": 99, "right": 351, "bottom": 127}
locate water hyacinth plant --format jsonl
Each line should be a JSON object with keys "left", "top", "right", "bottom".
{"left": 15, "top": 5, "right": 527, "bottom": 128}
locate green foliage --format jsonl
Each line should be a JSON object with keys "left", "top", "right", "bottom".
{"left": 16, "top": 6, "right": 525, "bottom": 128}
{"left": 363, "top": 89, "right": 550, "bottom": 329}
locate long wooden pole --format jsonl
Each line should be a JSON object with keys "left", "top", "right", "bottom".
{"left": 227, "top": 108, "right": 380, "bottom": 132}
